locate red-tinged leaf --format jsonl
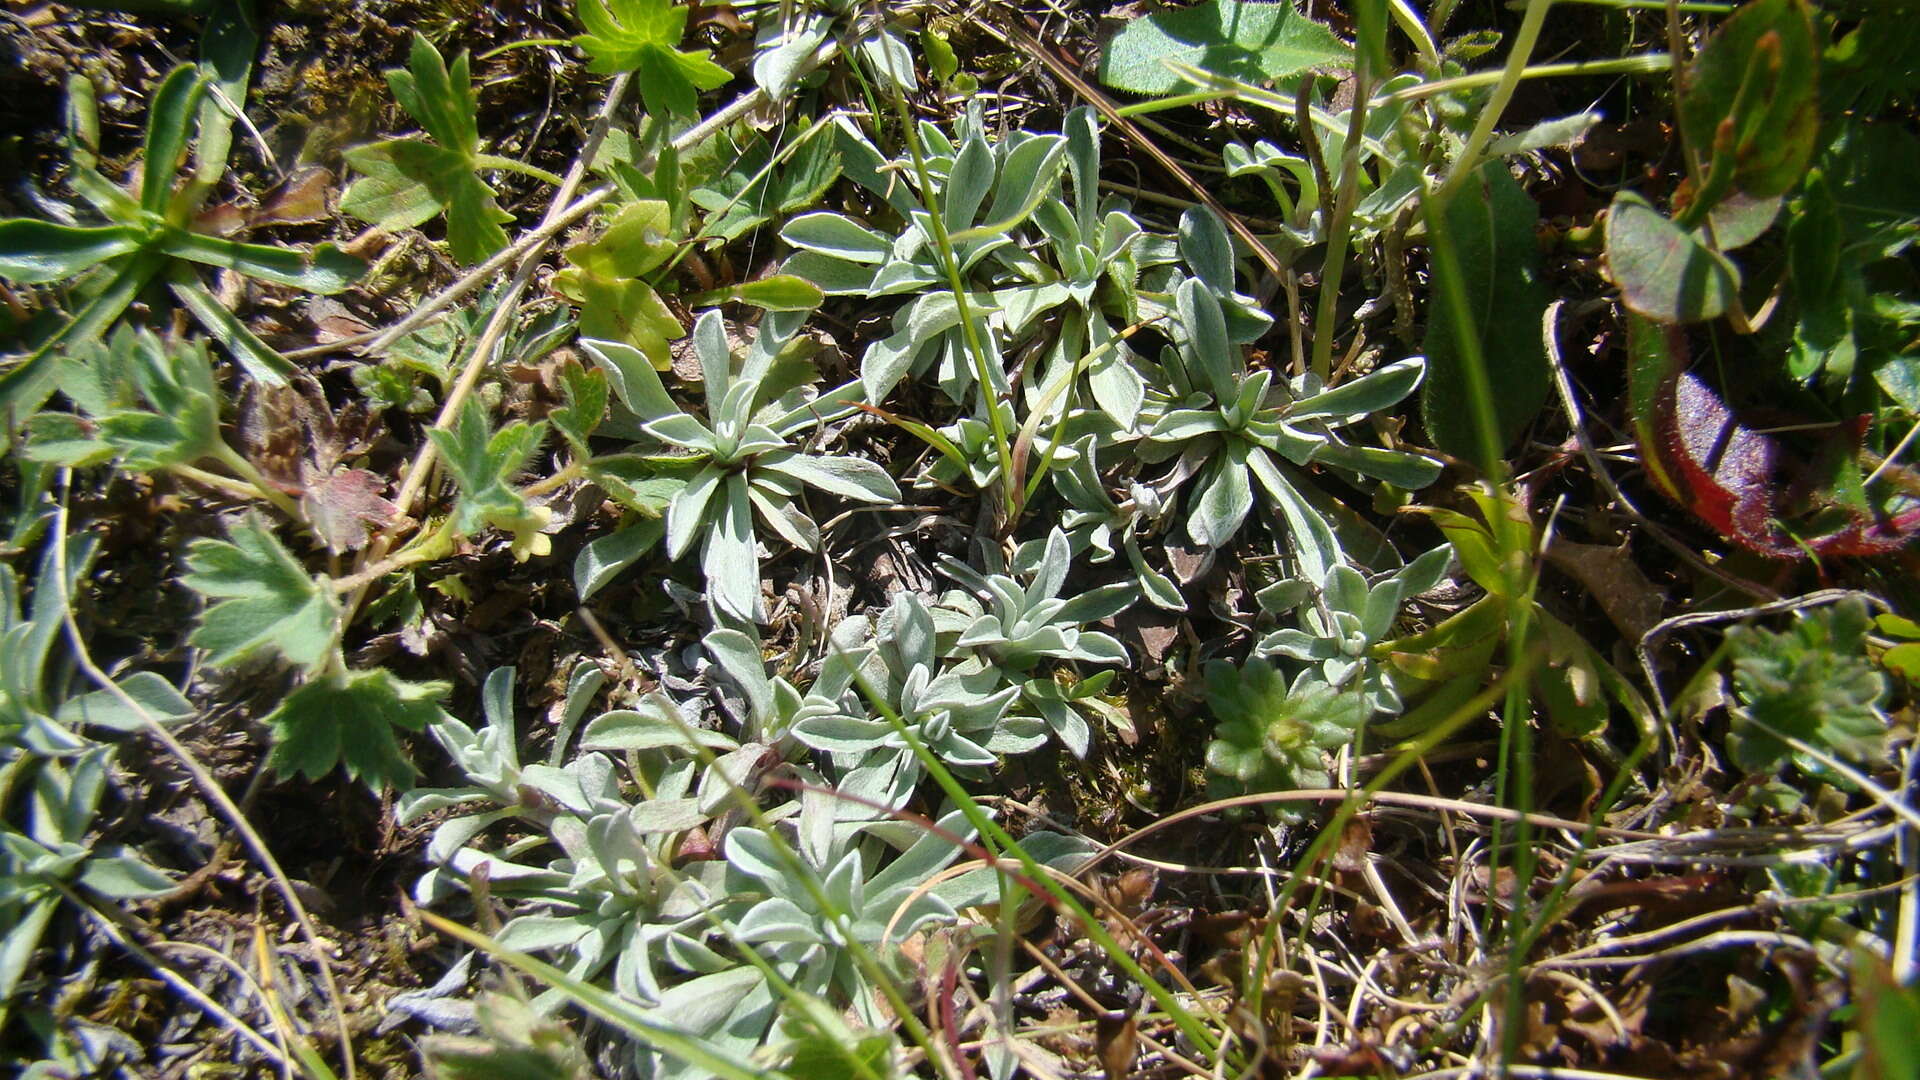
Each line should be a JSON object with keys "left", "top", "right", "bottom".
{"left": 1627, "top": 314, "right": 1920, "bottom": 558}
{"left": 303, "top": 468, "right": 399, "bottom": 554}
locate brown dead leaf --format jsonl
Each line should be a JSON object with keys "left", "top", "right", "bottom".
{"left": 1544, "top": 537, "right": 1664, "bottom": 643}
{"left": 254, "top": 166, "right": 336, "bottom": 227}
{"left": 1095, "top": 1010, "right": 1137, "bottom": 1080}
{"left": 302, "top": 468, "right": 397, "bottom": 553}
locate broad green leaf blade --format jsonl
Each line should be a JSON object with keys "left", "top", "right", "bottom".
{"left": 1677, "top": 0, "right": 1820, "bottom": 201}
{"left": 182, "top": 516, "right": 339, "bottom": 674}
{"left": 140, "top": 64, "right": 209, "bottom": 214}
{"left": 1188, "top": 442, "right": 1253, "bottom": 548}
{"left": 418, "top": 911, "right": 769, "bottom": 1080}
{"left": 711, "top": 274, "right": 825, "bottom": 311}
{"left": 161, "top": 231, "right": 367, "bottom": 293}
{"left": 1098, "top": 0, "right": 1353, "bottom": 96}
{"left": 758, "top": 452, "right": 901, "bottom": 503}
{"left": 1421, "top": 160, "right": 1551, "bottom": 467}
{"left": 57, "top": 671, "right": 196, "bottom": 732}
{"left": 1178, "top": 206, "right": 1235, "bottom": 295}
{"left": 574, "top": 518, "right": 665, "bottom": 600}
{"left": 0, "top": 221, "right": 144, "bottom": 283}
{"left": 579, "top": 337, "right": 679, "bottom": 420}
{"left": 1295, "top": 356, "right": 1425, "bottom": 420}
{"left": 1175, "top": 277, "right": 1238, "bottom": 404}
{"left": 1604, "top": 190, "right": 1739, "bottom": 323}
{"left": 579, "top": 702, "right": 739, "bottom": 751}
{"left": 559, "top": 271, "right": 683, "bottom": 365}
{"left": 703, "top": 473, "right": 760, "bottom": 619}
{"left": 169, "top": 273, "right": 299, "bottom": 385}
{"left": 954, "top": 135, "right": 1067, "bottom": 243}
{"left": 264, "top": 667, "right": 452, "bottom": 790}
{"left": 780, "top": 213, "right": 893, "bottom": 263}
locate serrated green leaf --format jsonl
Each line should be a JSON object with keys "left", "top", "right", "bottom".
{"left": 342, "top": 139, "right": 511, "bottom": 265}
{"left": 555, "top": 269, "right": 683, "bottom": 367}
{"left": 182, "top": 516, "right": 339, "bottom": 674}
{"left": 573, "top": 0, "right": 732, "bottom": 116}
{"left": 566, "top": 200, "right": 677, "bottom": 279}
{"left": 23, "top": 413, "right": 115, "bottom": 467}
{"left": 552, "top": 361, "right": 609, "bottom": 454}
{"left": 264, "top": 667, "right": 451, "bottom": 790}
{"left": 340, "top": 36, "right": 517, "bottom": 264}
{"left": 427, "top": 398, "right": 548, "bottom": 536}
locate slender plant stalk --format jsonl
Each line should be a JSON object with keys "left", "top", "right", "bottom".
{"left": 842, "top": 645, "right": 1228, "bottom": 1062}
{"left": 1309, "top": 75, "right": 1370, "bottom": 383}
{"left": 51, "top": 473, "right": 358, "bottom": 1080}
{"left": 472, "top": 153, "right": 568, "bottom": 187}
{"left": 1432, "top": 0, "right": 1559, "bottom": 208}
{"left": 867, "top": 52, "right": 1019, "bottom": 526}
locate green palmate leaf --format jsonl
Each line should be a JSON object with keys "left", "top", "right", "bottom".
{"left": 552, "top": 361, "right": 609, "bottom": 454}
{"left": 264, "top": 667, "right": 452, "bottom": 790}
{"left": 389, "top": 32, "right": 480, "bottom": 154}
{"left": 1098, "top": 0, "right": 1353, "bottom": 96}
{"left": 573, "top": 0, "right": 732, "bottom": 117}
{"left": 1604, "top": 190, "right": 1739, "bottom": 323}
{"left": 182, "top": 516, "right": 339, "bottom": 674}
{"left": 342, "top": 139, "right": 512, "bottom": 265}
{"left": 1421, "top": 160, "right": 1551, "bottom": 468}
{"left": 1203, "top": 660, "right": 1365, "bottom": 806}
{"left": 427, "top": 398, "right": 549, "bottom": 536}
{"left": 340, "top": 34, "right": 515, "bottom": 264}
